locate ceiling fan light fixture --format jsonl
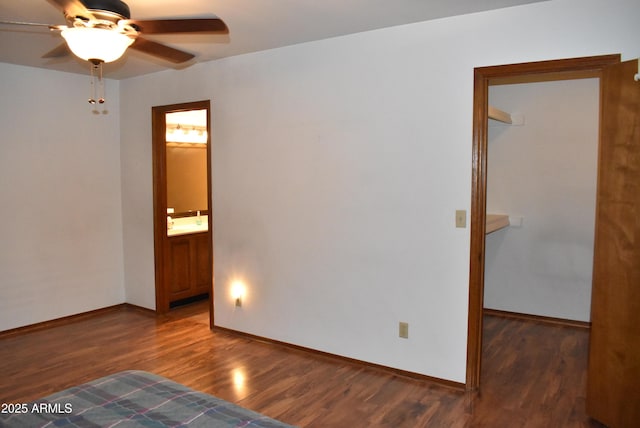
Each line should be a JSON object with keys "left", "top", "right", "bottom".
{"left": 61, "top": 27, "right": 134, "bottom": 63}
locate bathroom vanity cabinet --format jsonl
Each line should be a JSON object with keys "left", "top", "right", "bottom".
{"left": 167, "top": 231, "right": 210, "bottom": 303}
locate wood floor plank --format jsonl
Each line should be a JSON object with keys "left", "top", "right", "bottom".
{"left": 0, "top": 302, "right": 603, "bottom": 427}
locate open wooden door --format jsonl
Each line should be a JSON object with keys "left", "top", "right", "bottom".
{"left": 587, "top": 58, "right": 640, "bottom": 427}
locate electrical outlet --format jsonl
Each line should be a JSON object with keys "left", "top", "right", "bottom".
{"left": 399, "top": 322, "right": 409, "bottom": 339}
{"left": 456, "top": 210, "right": 467, "bottom": 228}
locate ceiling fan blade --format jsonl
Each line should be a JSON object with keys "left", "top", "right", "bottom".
{"left": 126, "top": 18, "right": 228, "bottom": 35}
{"left": 42, "top": 43, "right": 70, "bottom": 58}
{"left": 130, "top": 37, "right": 195, "bottom": 63}
{"left": 46, "top": 0, "right": 95, "bottom": 20}
{"left": 0, "top": 20, "right": 62, "bottom": 29}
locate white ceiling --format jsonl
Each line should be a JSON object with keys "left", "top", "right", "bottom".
{"left": 0, "top": 0, "right": 547, "bottom": 80}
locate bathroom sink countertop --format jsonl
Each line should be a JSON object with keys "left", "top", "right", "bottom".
{"left": 167, "top": 215, "right": 208, "bottom": 236}
{"left": 168, "top": 223, "right": 208, "bottom": 236}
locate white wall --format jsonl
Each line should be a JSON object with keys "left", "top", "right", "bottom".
{"left": 0, "top": 63, "right": 125, "bottom": 331}
{"left": 120, "top": 0, "right": 640, "bottom": 383}
{"left": 485, "top": 79, "right": 599, "bottom": 322}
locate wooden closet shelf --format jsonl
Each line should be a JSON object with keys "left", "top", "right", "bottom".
{"left": 486, "top": 214, "right": 510, "bottom": 234}
{"left": 488, "top": 106, "right": 524, "bottom": 125}
{"left": 488, "top": 105, "right": 512, "bottom": 124}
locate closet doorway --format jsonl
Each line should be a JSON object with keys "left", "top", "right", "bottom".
{"left": 466, "top": 55, "right": 640, "bottom": 427}
{"left": 483, "top": 77, "right": 598, "bottom": 323}
{"left": 152, "top": 100, "right": 214, "bottom": 326}
{"left": 466, "top": 55, "right": 619, "bottom": 389}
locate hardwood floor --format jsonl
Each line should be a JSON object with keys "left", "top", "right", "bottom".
{"left": 0, "top": 302, "right": 603, "bottom": 427}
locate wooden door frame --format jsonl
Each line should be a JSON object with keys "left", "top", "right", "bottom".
{"left": 152, "top": 100, "right": 214, "bottom": 323}
{"left": 465, "top": 54, "right": 621, "bottom": 390}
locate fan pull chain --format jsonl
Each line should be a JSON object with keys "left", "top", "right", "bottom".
{"left": 88, "top": 63, "right": 97, "bottom": 104}
{"left": 88, "top": 62, "right": 107, "bottom": 105}
{"left": 97, "top": 62, "right": 105, "bottom": 104}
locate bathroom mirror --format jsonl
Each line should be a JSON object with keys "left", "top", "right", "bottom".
{"left": 165, "top": 109, "right": 208, "bottom": 216}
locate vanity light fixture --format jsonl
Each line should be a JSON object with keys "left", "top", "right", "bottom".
{"left": 165, "top": 124, "right": 208, "bottom": 144}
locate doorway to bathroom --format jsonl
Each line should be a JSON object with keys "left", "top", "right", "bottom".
{"left": 152, "top": 100, "right": 213, "bottom": 324}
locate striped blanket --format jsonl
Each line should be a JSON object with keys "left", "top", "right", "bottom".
{"left": 0, "top": 370, "right": 296, "bottom": 427}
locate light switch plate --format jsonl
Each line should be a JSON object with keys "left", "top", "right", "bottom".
{"left": 399, "top": 322, "right": 409, "bottom": 339}
{"left": 456, "top": 210, "right": 467, "bottom": 228}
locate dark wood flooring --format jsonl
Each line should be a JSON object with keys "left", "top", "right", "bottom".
{"left": 0, "top": 302, "right": 603, "bottom": 427}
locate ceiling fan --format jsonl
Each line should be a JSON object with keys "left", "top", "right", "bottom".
{"left": 1, "top": 0, "right": 228, "bottom": 65}
{"left": 1, "top": 0, "right": 228, "bottom": 104}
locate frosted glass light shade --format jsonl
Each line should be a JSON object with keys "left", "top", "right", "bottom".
{"left": 61, "top": 27, "right": 134, "bottom": 63}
